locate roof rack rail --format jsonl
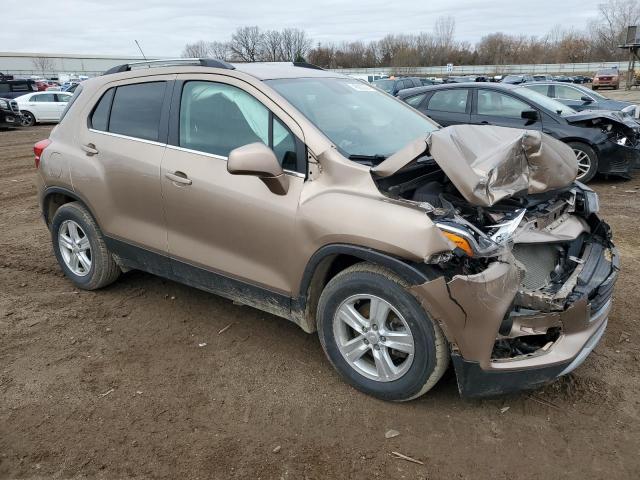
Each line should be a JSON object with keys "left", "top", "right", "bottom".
{"left": 292, "top": 61, "right": 325, "bottom": 71}
{"left": 102, "top": 58, "right": 235, "bottom": 75}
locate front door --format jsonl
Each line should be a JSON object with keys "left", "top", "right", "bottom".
{"left": 161, "top": 77, "right": 305, "bottom": 297}
{"left": 471, "top": 88, "right": 543, "bottom": 130}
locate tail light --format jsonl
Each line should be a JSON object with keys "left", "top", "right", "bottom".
{"left": 34, "top": 139, "right": 51, "bottom": 168}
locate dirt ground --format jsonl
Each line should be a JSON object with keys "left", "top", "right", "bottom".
{"left": 1, "top": 90, "right": 640, "bottom": 479}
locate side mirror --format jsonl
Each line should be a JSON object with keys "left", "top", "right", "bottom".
{"left": 581, "top": 95, "right": 593, "bottom": 103}
{"left": 521, "top": 109, "right": 539, "bottom": 122}
{"left": 227, "top": 143, "right": 289, "bottom": 195}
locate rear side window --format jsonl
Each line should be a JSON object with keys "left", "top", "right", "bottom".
{"left": 90, "top": 88, "right": 115, "bottom": 131}
{"left": 525, "top": 84, "right": 550, "bottom": 96}
{"left": 109, "top": 82, "right": 166, "bottom": 142}
{"left": 428, "top": 89, "right": 469, "bottom": 113}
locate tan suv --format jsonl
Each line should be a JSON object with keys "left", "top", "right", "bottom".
{"left": 34, "top": 59, "right": 618, "bottom": 400}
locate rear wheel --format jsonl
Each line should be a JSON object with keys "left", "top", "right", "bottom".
{"left": 569, "top": 141, "right": 598, "bottom": 183}
{"left": 51, "top": 202, "right": 120, "bottom": 290}
{"left": 20, "top": 111, "right": 35, "bottom": 127}
{"left": 317, "top": 263, "right": 449, "bottom": 401}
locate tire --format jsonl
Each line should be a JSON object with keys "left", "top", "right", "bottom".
{"left": 20, "top": 111, "right": 35, "bottom": 127}
{"left": 569, "top": 141, "right": 598, "bottom": 183}
{"left": 317, "top": 263, "right": 449, "bottom": 401}
{"left": 51, "top": 202, "right": 120, "bottom": 290}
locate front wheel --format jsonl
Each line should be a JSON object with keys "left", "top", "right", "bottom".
{"left": 20, "top": 111, "right": 35, "bottom": 127}
{"left": 317, "top": 263, "right": 449, "bottom": 401}
{"left": 569, "top": 141, "right": 598, "bottom": 183}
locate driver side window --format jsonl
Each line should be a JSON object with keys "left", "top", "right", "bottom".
{"left": 179, "top": 81, "right": 300, "bottom": 172}
{"left": 477, "top": 90, "right": 530, "bottom": 118}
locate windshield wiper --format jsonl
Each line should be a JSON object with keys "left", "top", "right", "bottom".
{"left": 347, "top": 154, "right": 388, "bottom": 165}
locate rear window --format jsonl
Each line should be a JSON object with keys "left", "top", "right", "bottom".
{"left": 108, "top": 82, "right": 166, "bottom": 141}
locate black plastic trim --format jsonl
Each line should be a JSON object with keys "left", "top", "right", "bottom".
{"left": 451, "top": 354, "right": 568, "bottom": 398}
{"left": 297, "top": 244, "right": 432, "bottom": 299}
{"left": 104, "top": 236, "right": 291, "bottom": 317}
{"left": 40, "top": 186, "right": 99, "bottom": 227}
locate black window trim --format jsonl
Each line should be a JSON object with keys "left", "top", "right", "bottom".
{"left": 167, "top": 79, "right": 307, "bottom": 177}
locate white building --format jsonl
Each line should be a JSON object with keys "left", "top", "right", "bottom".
{"left": 0, "top": 52, "right": 156, "bottom": 78}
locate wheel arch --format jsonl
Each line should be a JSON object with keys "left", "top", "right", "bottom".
{"left": 41, "top": 186, "right": 100, "bottom": 229}
{"left": 292, "top": 244, "right": 433, "bottom": 333}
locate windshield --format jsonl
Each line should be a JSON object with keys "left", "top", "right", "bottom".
{"left": 597, "top": 69, "right": 617, "bottom": 75}
{"left": 372, "top": 79, "right": 394, "bottom": 93}
{"left": 267, "top": 77, "right": 438, "bottom": 159}
{"left": 514, "top": 86, "right": 577, "bottom": 116}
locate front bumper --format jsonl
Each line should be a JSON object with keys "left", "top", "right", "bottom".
{"left": 411, "top": 225, "right": 618, "bottom": 398}
{"left": 595, "top": 139, "right": 640, "bottom": 176}
{"left": 452, "top": 299, "right": 610, "bottom": 397}
{"left": 0, "top": 111, "right": 23, "bottom": 127}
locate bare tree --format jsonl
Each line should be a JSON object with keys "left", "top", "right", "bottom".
{"left": 181, "top": 40, "right": 211, "bottom": 58}
{"left": 280, "top": 28, "right": 312, "bottom": 61}
{"left": 262, "top": 30, "right": 283, "bottom": 61}
{"left": 209, "top": 41, "right": 231, "bottom": 61}
{"left": 230, "top": 26, "right": 264, "bottom": 62}
{"left": 32, "top": 56, "right": 54, "bottom": 77}
{"left": 590, "top": 0, "right": 640, "bottom": 58}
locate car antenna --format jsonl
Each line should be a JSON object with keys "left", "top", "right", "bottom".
{"left": 134, "top": 40, "right": 148, "bottom": 62}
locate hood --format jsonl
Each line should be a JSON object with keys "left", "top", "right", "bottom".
{"left": 372, "top": 124, "right": 577, "bottom": 207}
{"left": 565, "top": 109, "right": 640, "bottom": 129}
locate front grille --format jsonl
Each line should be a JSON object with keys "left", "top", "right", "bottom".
{"left": 513, "top": 244, "right": 559, "bottom": 290}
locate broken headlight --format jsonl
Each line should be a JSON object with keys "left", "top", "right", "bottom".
{"left": 574, "top": 182, "right": 599, "bottom": 215}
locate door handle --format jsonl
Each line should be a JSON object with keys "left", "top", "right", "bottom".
{"left": 480, "top": 120, "right": 491, "bottom": 125}
{"left": 165, "top": 171, "right": 192, "bottom": 185}
{"left": 81, "top": 143, "right": 98, "bottom": 156}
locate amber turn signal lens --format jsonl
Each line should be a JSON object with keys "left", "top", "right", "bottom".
{"left": 441, "top": 231, "right": 474, "bottom": 256}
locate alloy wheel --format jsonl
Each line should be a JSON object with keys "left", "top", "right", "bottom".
{"left": 58, "top": 220, "right": 92, "bottom": 276}
{"left": 333, "top": 294, "right": 415, "bottom": 382}
{"left": 574, "top": 149, "right": 592, "bottom": 180}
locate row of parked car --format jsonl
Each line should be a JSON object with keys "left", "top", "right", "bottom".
{"left": 0, "top": 76, "right": 77, "bottom": 128}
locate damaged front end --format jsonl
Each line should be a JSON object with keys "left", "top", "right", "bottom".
{"left": 373, "top": 125, "right": 619, "bottom": 397}
{"left": 565, "top": 110, "right": 640, "bottom": 175}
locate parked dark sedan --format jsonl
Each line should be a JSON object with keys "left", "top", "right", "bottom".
{"left": 372, "top": 77, "right": 424, "bottom": 96}
{"left": 501, "top": 74, "right": 534, "bottom": 84}
{"left": 398, "top": 83, "right": 640, "bottom": 182}
{"left": 522, "top": 82, "right": 639, "bottom": 116}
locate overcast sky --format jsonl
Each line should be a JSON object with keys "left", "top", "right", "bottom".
{"left": 3, "top": 0, "right": 602, "bottom": 56}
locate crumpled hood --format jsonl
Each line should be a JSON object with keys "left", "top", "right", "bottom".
{"left": 564, "top": 109, "right": 640, "bottom": 129}
{"left": 372, "top": 124, "right": 577, "bottom": 207}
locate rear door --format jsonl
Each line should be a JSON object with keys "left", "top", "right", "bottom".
{"left": 419, "top": 88, "right": 471, "bottom": 126}
{"left": 74, "top": 76, "right": 173, "bottom": 263}
{"left": 471, "top": 88, "right": 543, "bottom": 130}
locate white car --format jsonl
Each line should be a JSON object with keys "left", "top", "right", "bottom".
{"left": 15, "top": 91, "right": 73, "bottom": 126}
